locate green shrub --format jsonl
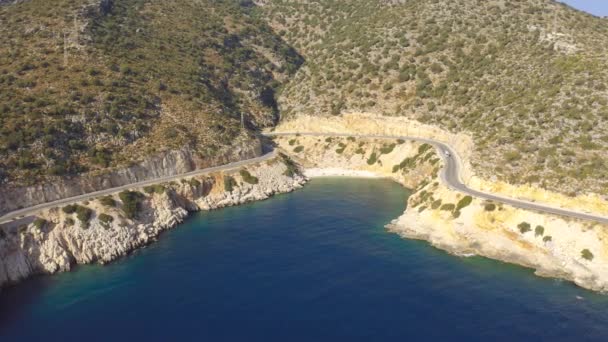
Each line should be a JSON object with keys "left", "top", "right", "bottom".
{"left": 99, "top": 196, "right": 116, "bottom": 207}
{"left": 223, "top": 176, "right": 237, "bottom": 192}
{"left": 452, "top": 210, "right": 461, "bottom": 218}
{"left": 581, "top": 249, "right": 594, "bottom": 261}
{"left": 293, "top": 146, "right": 304, "bottom": 153}
{"left": 367, "top": 152, "right": 378, "bottom": 165}
{"left": 336, "top": 142, "right": 347, "bottom": 154}
{"left": 76, "top": 206, "right": 93, "bottom": 223}
{"left": 98, "top": 213, "right": 114, "bottom": 224}
{"left": 418, "top": 206, "right": 427, "bottom": 213}
{"left": 143, "top": 184, "right": 165, "bottom": 194}
{"left": 431, "top": 199, "right": 442, "bottom": 209}
{"left": 379, "top": 143, "right": 396, "bottom": 154}
{"left": 484, "top": 203, "right": 496, "bottom": 211}
{"left": 119, "top": 191, "right": 143, "bottom": 219}
{"left": 440, "top": 203, "right": 455, "bottom": 211}
{"left": 65, "top": 218, "right": 75, "bottom": 226}
{"left": 456, "top": 196, "right": 473, "bottom": 211}
{"left": 239, "top": 169, "right": 259, "bottom": 184}
{"left": 347, "top": 136, "right": 356, "bottom": 142}
{"left": 543, "top": 236, "right": 552, "bottom": 242}
{"left": 188, "top": 178, "right": 201, "bottom": 187}
{"left": 281, "top": 153, "right": 298, "bottom": 177}
{"left": 62, "top": 204, "right": 78, "bottom": 214}
{"left": 33, "top": 218, "right": 47, "bottom": 229}
{"left": 288, "top": 139, "right": 296, "bottom": 146}
{"left": 504, "top": 150, "right": 522, "bottom": 163}
{"left": 517, "top": 222, "right": 531, "bottom": 234}
{"left": 535, "top": 225, "right": 544, "bottom": 237}
{"left": 418, "top": 144, "right": 432, "bottom": 154}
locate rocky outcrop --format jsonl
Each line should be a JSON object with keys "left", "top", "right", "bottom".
{"left": 387, "top": 175, "right": 608, "bottom": 292}
{"left": 0, "top": 139, "right": 262, "bottom": 216}
{"left": 0, "top": 155, "right": 305, "bottom": 289}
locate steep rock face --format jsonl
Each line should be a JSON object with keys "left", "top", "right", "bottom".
{"left": 0, "top": 156, "right": 304, "bottom": 289}
{"left": 274, "top": 135, "right": 439, "bottom": 189}
{"left": 274, "top": 113, "right": 608, "bottom": 219}
{"left": 387, "top": 172, "right": 608, "bottom": 293}
{"left": 0, "top": 140, "right": 262, "bottom": 215}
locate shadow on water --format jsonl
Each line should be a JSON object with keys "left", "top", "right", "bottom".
{"left": 0, "top": 274, "right": 54, "bottom": 329}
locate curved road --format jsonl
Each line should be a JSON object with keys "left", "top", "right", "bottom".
{"left": 266, "top": 132, "right": 608, "bottom": 225}
{"left": 2, "top": 132, "right": 608, "bottom": 226}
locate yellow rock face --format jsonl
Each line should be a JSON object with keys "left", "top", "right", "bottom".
{"left": 275, "top": 113, "right": 608, "bottom": 217}
{"left": 274, "top": 127, "right": 608, "bottom": 291}
{"left": 391, "top": 178, "right": 608, "bottom": 292}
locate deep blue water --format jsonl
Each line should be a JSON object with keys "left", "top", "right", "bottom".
{"left": 2, "top": 178, "right": 608, "bottom": 341}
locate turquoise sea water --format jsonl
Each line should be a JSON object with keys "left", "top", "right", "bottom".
{"left": 1, "top": 178, "right": 608, "bottom": 341}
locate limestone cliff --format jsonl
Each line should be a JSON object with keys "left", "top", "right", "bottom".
{"left": 387, "top": 177, "right": 608, "bottom": 292}
{"left": 0, "top": 136, "right": 262, "bottom": 216}
{"left": 274, "top": 113, "right": 608, "bottom": 217}
{"left": 0, "top": 155, "right": 304, "bottom": 289}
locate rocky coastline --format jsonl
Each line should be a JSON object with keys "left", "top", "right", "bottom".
{"left": 0, "top": 155, "right": 305, "bottom": 290}
{"left": 273, "top": 134, "right": 608, "bottom": 292}
{"left": 3, "top": 131, "right": 608, "bottom": 294}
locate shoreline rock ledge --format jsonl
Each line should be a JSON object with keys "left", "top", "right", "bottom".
{"left": 0, "top": 156, "right": 305, "bottom": 290}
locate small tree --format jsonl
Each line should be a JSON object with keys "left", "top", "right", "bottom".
{"left": 484, "top": 203, "right": 496, "bottom": 211}
{"left": 535, "top": 225, "right": 544, "bottom": 237}
{"left": 119, "top": 191, "right": 143, "bottom": 219}
{"left": 367, "top": 152, "right": 378, "bottom": 165}
{"left": 581, "top": 249, "right": 594, "bottom": 261}
{"left": 518, "top": 222, "right": 531, "bottom": 234}
{"left": 76, "top": 206, "right": 93, "bottom": 223}
{"left": 456, "top": 196, "right": 473, "bottom": 211}
{"left": 440, "top": 203, "right": 455, "bottom": 211}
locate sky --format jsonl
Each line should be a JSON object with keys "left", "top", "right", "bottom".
{"left": 559, "top": 0, "right": 608, "bottom": 17}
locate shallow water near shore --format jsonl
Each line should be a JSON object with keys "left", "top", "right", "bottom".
{"left": 1, "top": 177, "right": 608, "bottom": 341}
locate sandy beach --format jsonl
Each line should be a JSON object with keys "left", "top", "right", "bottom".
{"left": 304, "top": 168, "right": 384, "bottom": 178}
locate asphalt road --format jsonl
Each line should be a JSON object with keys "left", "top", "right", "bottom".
{"left": 0, "top": 151, "right": 277, "bottom": 224}
{"left": 266, "top": 132, "right": 608, "bottom": 225}
{"left": 2, "top": 131, "right": 608, "bottom": 226}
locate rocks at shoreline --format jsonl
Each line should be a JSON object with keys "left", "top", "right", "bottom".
{"left": 0, "top": 158, "right": 305, "bottom": 290}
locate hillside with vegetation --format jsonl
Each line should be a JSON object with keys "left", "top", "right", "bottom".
{"left": 257, "top": 0, "right": 608, "bottom": 196}
{"left": 0, "top": 0, "right": 301, "bottom": 186}
{"left": 2, "top": 0, "right": 608, "bottom": 198}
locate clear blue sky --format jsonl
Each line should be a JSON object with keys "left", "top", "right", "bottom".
{"left": 559, "top": 0, "right": 608, "bottom": 16}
